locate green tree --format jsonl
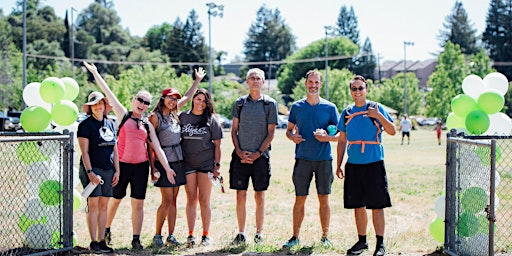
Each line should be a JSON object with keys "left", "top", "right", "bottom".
{"left": 482, "top": 0, "right": 512, "bottom": 80}
{"left": 352, "top": 37, "right": 376, "bottom": 79}
{"left": 438, "top": 1, "right": 479, "bottom": 55}
{"left": 243, "top": 4, "right": 296, "bottom": 77}
{"left": 375, "top": 73, "right": 423, "bottom": 117}
{"left": 426, "top": 42, "right": 468, "bottom": 120}
{"left": 469, "top": 49, "right": 495, "bottom": 78}
{"left": 335, "top": 5, "right": 360, "bottom": 45}
{"left": 143, "top": 22, "right": 172, "bottom": 52}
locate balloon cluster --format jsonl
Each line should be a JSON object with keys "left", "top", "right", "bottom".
{"left": 21, "top": 77, "right": 80, "bottom": 132}
{"left": 446, "top": 72, "right": 511, "bottom": 135}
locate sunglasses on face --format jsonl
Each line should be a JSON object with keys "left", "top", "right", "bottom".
{"left": 136, "top": 97, "right": 151, "bottom": 106}
{"left": 350, "top": 86, "right": 366, "bottom": 92}
{"left": 164, "top": 95, "right": 178, "bottom": 102}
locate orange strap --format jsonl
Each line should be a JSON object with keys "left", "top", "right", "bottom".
{"left": 345, "top": 111, "right": 382, "bottom": 153}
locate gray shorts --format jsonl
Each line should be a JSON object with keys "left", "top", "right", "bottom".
{"left": 79, "top": 165, "right": 114, "bottom": 198}
{"left": 292, "top": 159, "right": 333, "bottom": 196}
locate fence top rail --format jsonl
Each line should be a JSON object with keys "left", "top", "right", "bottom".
{"left": 0, "top": 134, "right": 72, "bottom": 142}
{"left": 447, "top": 137, "right": 492, "bottom": 146}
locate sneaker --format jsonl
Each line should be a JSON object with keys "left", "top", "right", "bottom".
{"left": 320, "top": 237, "right": 332, "bottom": 247}
{"left": 254, "top": 234, "right": 263, "bottom": 244}
{"left": 131, "top": 239, "right": 143, "bottom": 250}
{"left": 231, "top": 233, "right": 246, "bottom": 245}
{"left": 186, "top": 235, "right": 195, "bottom": 248}
{"left": 200, "top": 235, "right": 211, "bottom": 246}
{"left": 373, "top": 244, "right": 386, "bottom": 256}
{"left": 347, "top": 240, "right": 368, "bottom": 255}
{"left": 282, "top": 236, "right": 300, "bottom": 248}
{"left": 89, "top": 241, "right": 100, "bottom": 253}
{"left": 98, "top": 240, "right": 114, "bottom": 253}
{"left": 166, "top": 234, "right": 180, "bottom": 246}
{"left": 105, "top": 230, "right": 112, "bottom": 245}
{"left": 152, "top": 235, "right": 164, "bottom": 247}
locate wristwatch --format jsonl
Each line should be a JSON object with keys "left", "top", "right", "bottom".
{"left": 214, "top": 162, "right": 221, "bottom": 167}
{"left": 86, "top": 169, "right": 92, "bottom": 174}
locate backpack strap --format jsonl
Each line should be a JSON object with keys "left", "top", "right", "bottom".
{"left": 117, "top": 111, "right": 152, "bottom": 142}
{"left": 344, "top": 101, "right": 381, "bottom": 153}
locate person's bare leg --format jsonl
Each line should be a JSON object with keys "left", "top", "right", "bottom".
{"left": 131, "top": 198, "right": 144, "bottom": 235}
{"left": 254, "top": 191, "right": 265, "bottom": 234}
{"left": 185, "top": 173, "right": 198, "bottom": 235}
{"left": 167, "top": 187, "right": 180, "bottom": 235}
{"left": 372, "top": 209, "right": 385, "bottom": 236}
{"left": 354, "top": 207, "right": 368, "bottom": 236}
{"left": 106, "top": 198, "right": 121, "bottom": 229}
{"left": 318, "top": 194, "right": 330, "bottom": 238}
{"left": 97, "top": 197, "right": 110, "bottom": 240}
{"left": 86, "top": 197, "right": 99, "bottom": 242}
{"left": 197, "top": 173, "right": 212, "bottom": 234}
{"left": 292, "top": 196, "right": 307, "bottom": 237}
{"left": 236, "top": 190, "right": 247, "bottom": 233}
{"left": 155, "top": 188, "right": 171, "bottom": 235}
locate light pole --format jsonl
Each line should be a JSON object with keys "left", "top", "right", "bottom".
{"left": 71, "top": 7, "right": 77, "bottom": 77}
{"left": 403, "top": 41, "right": 414, "bottom": 115}
{"left": 206, "top": 2, "right": 223, "bottom": 96}
{"left": 324, "top": 25, "right": 334, "bottom": 100}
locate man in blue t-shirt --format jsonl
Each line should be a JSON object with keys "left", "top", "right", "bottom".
{"left": 336, "top": 75, "right": 396, "bottom": 256}
{"left": 283, "top": 70, "right": 339, "bottom": 248}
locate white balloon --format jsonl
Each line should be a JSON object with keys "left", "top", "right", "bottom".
{"left": 483, "top": 72, "right": 509, "bottom": 96}
{"left": 434, "top": 195, "right": 445, "bottom": 219}
{"left": 23, "top": 82, "right": 53, "bottom": 110}
{"left": 462, "top": 75, "right": 485, "bottom": 99}
{"left": 24, "top": 198, "right": 46, "bottom": 220}
{"left": 26, "top": 161, "right": 51, "bottom": 186}
{"left": 485, "top": 112, "right": 512, "bottom": 135}
{"left": 45, "top": 206, "right": 61, "bottom": 231}
{"left": 459, "top": 234, "right": 489, "bottom": 256}
{"left": 73, "top": 167, "right": 80, "bottom": 188}
{"left": 25, "top": 224, "right": 52, "bottom": 249}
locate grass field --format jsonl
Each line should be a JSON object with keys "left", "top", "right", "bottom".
{"left": 73, "top": 126, "right": 447, "bottom": 255}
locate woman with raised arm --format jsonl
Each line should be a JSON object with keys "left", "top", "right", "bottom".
{"left": 83, "top": 61, "right": 176, "bottom": 250}
{"left": 148, "top": 67, "right": 206, "bottom": 247}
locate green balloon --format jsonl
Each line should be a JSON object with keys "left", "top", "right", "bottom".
{"left": 429, "top": 217, "right": 444, "bottom": 243}
{"left": 16, "top": 141, "right": 49, "bottom": 164}
{"left": 446, "top": 112, "right": 466, "bottom": 130}
{"left": 39, "top": 180, "right": 63, "bottom": 206}
{"left": 476, "top": 145, "right": 502, "bottom": 165}
{"left": 61, "top": 77, "right": 79, "bottom": 101}
{"left": 73, "top": 189, "right": 81, "bottom": 211}
{"left": 20, "top": 106, "right": 51, "bottom": 132}
{"left": 461, "top": 187, "right": 488, "bottom": 214}
{"left": 465, "top": 110, "right": 490, "bottom": 135}
{"left": 51, "top": 100, "right": 79, "bottom": 126}
{"left": 457, "top": 212, "right": 479, "bottom": 237}
{"left": 451, "top": 94, "right": 478, "bottom": 117}
{"left": 40, "top": 77, "right": 65, "bottom": 104}
{"left": 18, "top": 214, "right": 46, "bottom": 233}
{"left": 478, "top": 90, "right": 504, "bottom": 114}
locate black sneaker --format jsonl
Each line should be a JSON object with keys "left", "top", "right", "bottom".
{"left": 347, "top": 240, "right": 368, "bottom": 255}
{"left": 231, "top": 233, "right": 246, "bottom": 245}
{"left": 282, "top": 236, "right": 300, "bottom": 248}
{"left": 89, "top": 241, "right": 100, "bottom": 253}
{"left": 186, "top": 235, "right": 195, "bottom": 248}
{"left": 98, "top": 240, "right": 114, "bottom": 253}
{"left": 254, "top": 234, "right": 263, "bottom": 244}
{"left": 105, "top": 230, "right": 112, "bottom": 245}
{"left": 131, "top": 239, "right": 143, "bottom": 250}
{"left": 373, "top": 244, "right": 386, "bottom": 256}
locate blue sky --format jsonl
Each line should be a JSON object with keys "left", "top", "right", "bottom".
{"left": 1, "top": 0, "right": 491, "bottom": 62}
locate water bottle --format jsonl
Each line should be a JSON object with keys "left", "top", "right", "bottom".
{"left": 151, "top": 171, "right": 161, "bottom": 185}
{"left": 81, "top": 175, "right": 104, "bottom": 198}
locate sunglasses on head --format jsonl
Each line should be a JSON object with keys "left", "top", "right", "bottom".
{"left": 136, "top": 97, "right": 151, "bottom": 106}
{"left": 350, "top": 86, "right": 366, "bottom": 92}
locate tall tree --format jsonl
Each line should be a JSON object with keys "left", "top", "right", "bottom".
{"left": 352, "top": 37, "right": 376, "bottom": 79}
{"left": 243, "top": 4, "right": 296, "bottom": 78}
{"left": 482, "top": 0, "right": 512, "bottom": 80}
{"left": 335, "top": 5, "right": 360, "bottom": 46}
{"left": 143, "top": 22, "right": 172, "bottom": 52}
{"left": 438, "top": 1, "right": 479, "bottom": 55}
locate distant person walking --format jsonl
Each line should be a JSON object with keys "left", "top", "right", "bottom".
{"left": 435, "top": 121, "right": 442, "bottom": 145}
{"left": 399, "top": 114, "right": 412, "bottom": 145}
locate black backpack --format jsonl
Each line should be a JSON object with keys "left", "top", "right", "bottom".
{"left": 117, "top": 111, "right": 152, "bottom": 142}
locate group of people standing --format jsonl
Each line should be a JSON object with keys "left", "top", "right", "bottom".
{"left": 77, "top": 61, "right": 395, "bottom": 256}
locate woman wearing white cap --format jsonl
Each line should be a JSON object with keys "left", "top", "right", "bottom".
{"left": 78, "top": 91, "right": 117, "bottom": 253}
{"left": 83, "top": 61, "right": 177, "bottom": 250}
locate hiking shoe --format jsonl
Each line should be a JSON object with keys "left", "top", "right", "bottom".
{"left": 98, "top": 240, "right": 114, "bottom": 253}
{"left": 186, "top": 235, "right": 195, "bottom": 248}
{"left": 131, "top": 239, "right": 143, "bottom": 250}
{"left": 320, "top": 237, "right": 332, "bottom": 247}
{"left": 254, "top": 234, "right": 263, "bottom": 244}
{"left": 347, "top": 240, "right": 368, "bottom": 255}
{"left": 105, "top": 230, "right": 112, "bottom": 245}
{"left": 200, "top": 235, "right": 211, "bottom": 246}
{"left": 231, "top": 233, "right": 246, "bottom": 245}
{"left": 373, "top": 244, "right": 386, "bottom": 256}
{"left": 152, "top": 235, "right": 164, "bottom": 247}
{"left": 89, "top": 241, "right": 100, "bottom": 253}
{"left": 282, "top": 236, "right": 300, "bottom": 248}
{"left": 166, "top": 234, "right": 180, "bottom": 246}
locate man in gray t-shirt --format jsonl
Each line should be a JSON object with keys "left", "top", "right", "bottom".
{"left": 229, "top": 68, "right": 278, "bottom": 245}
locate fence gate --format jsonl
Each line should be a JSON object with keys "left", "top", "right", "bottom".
{"left": 0, "top": 132, "right": 74, "bottom": 256}
{"left": 446, "top": 130, "right": 512, "bottom": 256}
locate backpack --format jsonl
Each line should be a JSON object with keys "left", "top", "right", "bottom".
{"left": 342, "top": 101, "right": 381, "bottom": 153}
{"left": 343, "top": 101, "right": 378, "bottom": 127}
{"left": 235, "top": 94, "right": 273, "bottom": 121}
{"left": 117, "top": 111, "right": 152, "bottom": 142}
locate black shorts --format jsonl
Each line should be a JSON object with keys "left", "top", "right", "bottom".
{"left": 402, "top": 131, "right": 410, "bottom": 138}
{"left": 229, "top": 150, "right": 271, "bottom": 191}
{"left": 344, "top": 160, "right": 392, "bottom": 209}
{"left": 113, "top": 161, "right": 149, "bottom": 200}
{"left": 154, "top": 161, "right": 187, "bottom": 187}
{"left": 292, "top": 159, "right": 333, "bottom": 196}
{"left": 79, "top": 165, "right": 114, "bottom": 198}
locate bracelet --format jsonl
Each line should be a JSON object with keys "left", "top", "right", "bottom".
{"left": 86, "top": 169, "right": 92, "bottom": 174}
{"left": 257, "top": 149, "right": 263, "bottom": 155}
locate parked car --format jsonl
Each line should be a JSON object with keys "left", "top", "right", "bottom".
{"left": 216, "top": 114, "right": 232, "bottom": 129}
{"left": 0, "top": 112, "right": 22, "bottom": 131}
{"left": 277, "top": 115, "right": 288, "bottom": 129}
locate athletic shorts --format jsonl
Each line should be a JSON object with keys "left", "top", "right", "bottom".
{"left": 402, "top": 131, "right": 410, "bottom": 138}
{"left": 184, "top": 162, "right": 212, "bottom": 175}
{"left": 229, "top": 150, "right": 271, "bottom": 191}
{"left": 344, "top": 160, "right": 392, "bottom": 209}
{"left": 113, "top": 161, "right": 149, "bottom": 200}
{"left": 154, "top": 161, "right": 186, "bottom": 187}
{"left": 79, "top": 165, "right": 114, "bottom": 198}
{"left": 292, "top": 159, "right": 334, "bottom": 196}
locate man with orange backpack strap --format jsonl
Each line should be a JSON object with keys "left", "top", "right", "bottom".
{"left": 336, "top": 75, "right": 396, "bottom": 256}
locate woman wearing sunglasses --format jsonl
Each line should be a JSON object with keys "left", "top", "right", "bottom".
{"left": 148, "top": 67, "right": 206, "bottom": 247}
{"left": 179, "top": 88, "right": 223, "bottom": 247}
{"left": 83, "top": 61, "right": 177, "bottom": 250}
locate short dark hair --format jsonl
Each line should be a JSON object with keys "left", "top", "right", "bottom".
{"left": 350, "top": 75, "right": 367, "bottom": 88}
{"left": 305, "top": 70, "right": 322, "bottom": 82}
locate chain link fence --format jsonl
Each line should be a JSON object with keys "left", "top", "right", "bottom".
{"left": 446, "top": 130, "right": 512, "bottom": 256}
{"left": 0, "top": 132, "right": 74, "bottom": 256}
